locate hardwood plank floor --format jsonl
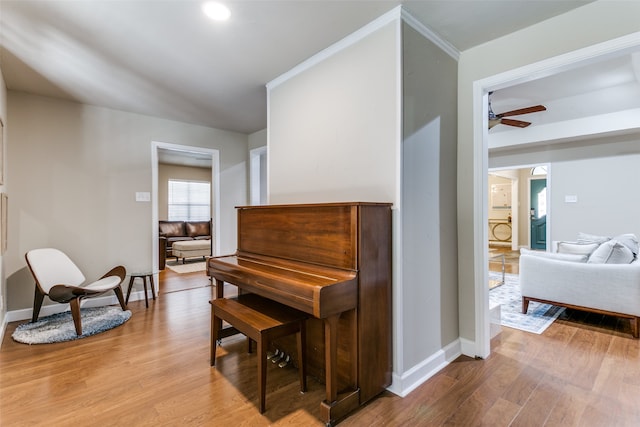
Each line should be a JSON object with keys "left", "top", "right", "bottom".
{"left": 2, "top": 269, "right": 639, "bottom": 426}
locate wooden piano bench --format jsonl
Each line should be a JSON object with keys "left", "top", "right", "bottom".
{"left": 210, "top": 293, "right": 308, "bottom": 414}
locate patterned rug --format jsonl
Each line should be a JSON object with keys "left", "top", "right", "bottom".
{"left": 489, "top": 272, "right": 564, "bottom": 334}
{"left": 12, "top": 306, "right": 132, "bottom": 344}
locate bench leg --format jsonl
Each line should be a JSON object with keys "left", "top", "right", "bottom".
{"left": 211, "top": 312, "right": 222, "bottom": 366}
{"left": 258, "top": 336, "right": 267, "bottom": 413}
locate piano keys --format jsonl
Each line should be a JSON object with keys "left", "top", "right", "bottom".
{"left": 207, "top": 202, "right": 392, "bottom": 426}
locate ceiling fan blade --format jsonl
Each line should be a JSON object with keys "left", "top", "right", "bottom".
{"left": 497, "top": 105, "right": 546, "bottom": 118}
{"left": 500, "top": 118, "right": 531, "bottom": 128}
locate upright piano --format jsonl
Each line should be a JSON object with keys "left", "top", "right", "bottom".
{"left": 207, "top": 202, "right": 392, "bottom": 426}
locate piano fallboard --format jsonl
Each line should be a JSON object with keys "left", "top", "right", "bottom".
{"left": 207, "top": 253, "right": 358, "bottom": 318}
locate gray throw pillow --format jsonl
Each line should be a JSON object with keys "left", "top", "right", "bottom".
{"left": 612, "top": 233, "right": 639, "bottom": 256}
{"left": 587, "top": 240, "right": 634, "bottom": 264}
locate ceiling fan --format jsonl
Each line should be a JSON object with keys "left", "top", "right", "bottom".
{"left": 488, "top": 92, "right": 546, "bottom": 129}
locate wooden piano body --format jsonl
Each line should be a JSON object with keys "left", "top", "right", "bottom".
{"left": 207, "top": 202, "right": 392, "bottom": 425}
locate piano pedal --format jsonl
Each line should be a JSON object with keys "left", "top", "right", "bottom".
{"left": 278, "top": 355, "right": 291, "bottom": 368}
{"left": 266, "top": 349, "right": 280, "bottom": 360}
{"left": 271, "top": 352, "right": 286, "bottom": 364}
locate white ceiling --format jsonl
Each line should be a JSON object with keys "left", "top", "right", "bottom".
{"left": 488, "top": 50, "right": 640, "bottom": 149}
{"left": 1, "top": 0, "right": 597, "bottom": 135}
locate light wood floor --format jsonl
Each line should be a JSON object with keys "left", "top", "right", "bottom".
{"left": 2, "top": 268, "right": 639, "bottom": 426}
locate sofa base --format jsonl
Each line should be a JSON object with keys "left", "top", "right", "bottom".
{"left": 522, "top": 296, "right": 639, "bottom": 338}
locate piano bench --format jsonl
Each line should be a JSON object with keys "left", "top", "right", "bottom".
{"left": 210, "top": 294, "right": 308, "bottom": 414}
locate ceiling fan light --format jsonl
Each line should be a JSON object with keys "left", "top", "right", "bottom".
{"left": 202, "top": 2, "right": 231, "bottom": 21}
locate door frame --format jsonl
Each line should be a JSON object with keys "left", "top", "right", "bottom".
{"left": 472, "top": 32, "right": 640, "bottom": 359}
{"left": 151, "top": 141, "right": 221, "bottom": 292}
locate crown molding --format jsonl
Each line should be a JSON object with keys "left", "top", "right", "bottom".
{"left": 267, "top": 6, "right": 403, "bottom": 90}
{"left": 400, "top": 8, "right": 460, "bottom": 61}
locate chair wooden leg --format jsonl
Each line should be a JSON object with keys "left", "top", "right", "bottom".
{"left": 142, "top": 276, "right": 149, "bottom": 308}
{"left": 70, "top": 298, "right": 83, "bottom": 335}
{"left": 113, "top": 286, "right": 127, "bottom": 310}
{"left": 149, "top": 274, "right": 156, "bottom": 301}
{"left": 32, "top": 286, "right": 45, "bottom": 323}
{"left": 125, "top": 276, "right": 135, "bottom": 305}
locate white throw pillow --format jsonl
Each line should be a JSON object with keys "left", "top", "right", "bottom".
{"left": 577, "top": 232, "right": 611, "bottom": 245}
{"left": 557, "top": 241, "right": 599, "bottom": 256}
{"left": 520, "top": 248, "right": 588, "bottom": 263}
{"left": 587, "top": 240, "right": 634, "bottom": 264}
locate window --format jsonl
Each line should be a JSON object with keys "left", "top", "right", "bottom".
{"left": 168, "top": 180, "right": 211, "bottom": 221}
{"left": 531, "top": 166, "right": 547, "bottom": 175}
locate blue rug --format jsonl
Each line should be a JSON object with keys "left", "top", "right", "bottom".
{"left": 489, "top": 272, "right": 564, "bottom": 334}
{"left": 12, "top": 306, "right": 132, "bottom": 345}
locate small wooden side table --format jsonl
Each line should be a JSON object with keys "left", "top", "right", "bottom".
{"left": 125, "top": 273, "right": 157, "bottom": 308}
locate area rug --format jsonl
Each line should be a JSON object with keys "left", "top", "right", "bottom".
{"left": 489, "top": 272, "right": 565, "bottom": 334}
{"left": 12, "top": 306, "right": 132, "bottom": 345}
{"left": 166, "top": 260, "right": 206, "bottom": 274}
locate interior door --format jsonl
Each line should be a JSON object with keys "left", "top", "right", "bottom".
{"left": 530, "top": 178, "right": 547, "bottom": 250}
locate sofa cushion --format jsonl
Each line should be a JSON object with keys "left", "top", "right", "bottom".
{"left": 588, "top": 240, "right": 634, "bottom": 264}
{"left": 186, "top": 221, "right": 210, "bottom": 238}
{"left": 521, "top": 248, "right": 588, "bottom": 263}
{"left": 557, "top": 241, "right": 599, "bottom": 256}
{"left": 577, "top": 232, "right": 611, "bottom": 245}
{"left": 159, "top": 221, "right": 186, "bottom": 238}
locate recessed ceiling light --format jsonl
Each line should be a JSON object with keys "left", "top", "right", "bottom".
{"left": 202, "top": 2, "right": 230, "bottom": 21}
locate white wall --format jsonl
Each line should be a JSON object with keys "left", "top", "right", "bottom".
{"left": 248, "top": 128, "right": 266, "bottom": 151}
{"left": 399, "top": 21, "right": 458, "bottom": 392}
{"left": 267, "top": 9, "right": 460, "bottom": 397}
{"left": 551, "top": 154, "right": 640, "bottom": 241}
{"left": 490, "top": 142, "right": 640, "bottom": 245}
{"left": 6, "top": 92, "right": 247, "bottom": 313}
{"left": 457, "top": 2, "right": 640, "bottom": 347}
{"left": 267, "top": 20, "right": 399, "bottom": 205}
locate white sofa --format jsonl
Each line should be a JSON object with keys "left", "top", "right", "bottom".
{"left": 519, "top": 233, "right": 640, "bottom": 338}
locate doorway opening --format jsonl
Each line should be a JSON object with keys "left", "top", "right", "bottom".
{"left": 474, "top": 33, "right": 640, "bottom": 359}
{"left": 151, "top": 141, "right": 221, "bottom": 295}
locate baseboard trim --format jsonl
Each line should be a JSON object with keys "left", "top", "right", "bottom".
{"left": 4, "top": 291, "right": 146, "bottom": 323}
{"left": 459, "top": 337, "right": 478, "bottom": 358}
{"left": 387, "top": 339, "right": 461, "bottom": 397}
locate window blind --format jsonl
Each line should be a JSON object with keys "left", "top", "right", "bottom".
{"left": 168, "top": 180, "right": 211, "bottom": 221}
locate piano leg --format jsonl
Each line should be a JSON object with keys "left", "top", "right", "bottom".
{"left": 324, "top": 314, "right": 339, "bottom": 403}
{"left": 320, "top": 313, "right": 361, "bottom": 426}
